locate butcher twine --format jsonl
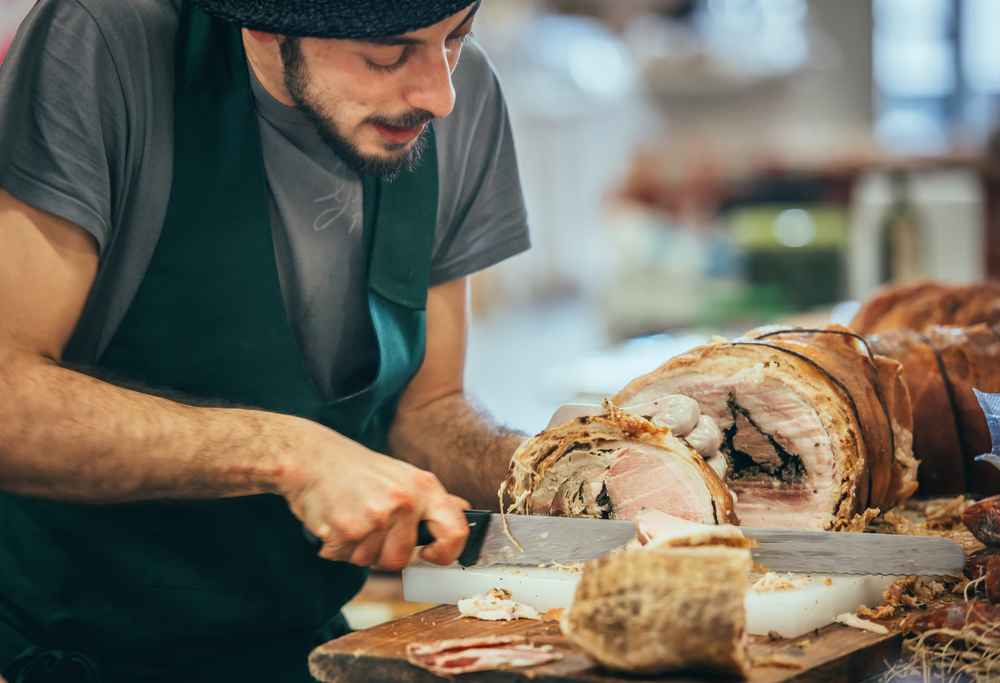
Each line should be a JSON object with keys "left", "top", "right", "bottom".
{"left": 193, "top": 0, "right": 479, "bottom": 39}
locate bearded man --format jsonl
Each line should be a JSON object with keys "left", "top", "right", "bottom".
{"left": 0, "top": 1, "right": 529, "bottom": 680}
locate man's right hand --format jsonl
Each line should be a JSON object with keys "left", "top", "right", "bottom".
{"left": 276, "top": 419, "right": 471, "bottom": 571}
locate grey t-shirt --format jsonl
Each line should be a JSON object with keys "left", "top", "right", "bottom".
{"left": 0, "top": 0, "right": 530, "bottom": 397}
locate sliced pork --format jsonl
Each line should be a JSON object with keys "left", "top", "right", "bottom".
{"left": 614, "top": 325, "right": 917, "bottom": 530}
{"left": 405, "top": 635, "right": 561, "bottom": 676}
{"left": 501, "top": 401, "right": 737, "bottom": 525}
{"left": 561, "top": 515, "right": 752, "bottom": 676}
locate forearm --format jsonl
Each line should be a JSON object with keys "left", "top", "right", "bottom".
{"left": 0, "top": 349, "right": 314, "bottom": 503}
{"left": 388, "top": 392, "right": 526, "bottom": 510}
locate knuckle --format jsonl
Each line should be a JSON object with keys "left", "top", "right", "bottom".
{"left": 413, "top": 470, "right": 440, "bottom": 490}
{"left": 335, "top": 522, "right": 368, "bottom": 543}
{"left": 363, "top": 506, "right": 392, "bottom": 529}
{"left": 384, "top": 487, "right": 416, "bottom": 512}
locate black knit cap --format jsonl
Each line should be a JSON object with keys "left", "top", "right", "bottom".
{"left": 193, "top": 0, "right": 480, "bottom": 39}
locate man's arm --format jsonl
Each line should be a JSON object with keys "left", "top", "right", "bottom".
{"left": 389, "top": 276, "right": 526, "bottom": 510}
{"left": 0, "top": 189, "right": 468, "bottom": 568}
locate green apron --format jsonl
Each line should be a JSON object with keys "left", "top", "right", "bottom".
{"left": 0, "top": 2, "right": 437, "bottom": 681}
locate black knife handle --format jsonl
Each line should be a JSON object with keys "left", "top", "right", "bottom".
{"left": 418, "top": 509, "right": 492, "bottom": 567}
{"left": 304, "top": 509, "right": 492, "bottom": 567}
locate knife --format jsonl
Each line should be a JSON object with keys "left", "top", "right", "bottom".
{"left": 416, "top": 511, "right": 966, "bottom": 576}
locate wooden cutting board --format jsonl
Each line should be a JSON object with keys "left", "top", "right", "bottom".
{"left": 308, "top": 605, "right": 905, "bottom": 683}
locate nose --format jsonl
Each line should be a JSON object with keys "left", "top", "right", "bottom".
{"left": 404, "top": 48, "right": 456, "bottom": 120}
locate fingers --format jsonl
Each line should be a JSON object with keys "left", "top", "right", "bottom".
{"left": 319, "top": 539, "right": 359, "bottom": 562}
{"left": 373, "top": 507, "right": 420, "bottom": 571}
{"left": 418, "top": 495, "right": 470, "bottom": 566}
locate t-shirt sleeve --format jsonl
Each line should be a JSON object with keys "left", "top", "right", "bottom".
{"left": 429, "top": 41, "right": 531, "bottom": 286}
{"left": 0, "top": 0, "right": 128, "bottom": 253}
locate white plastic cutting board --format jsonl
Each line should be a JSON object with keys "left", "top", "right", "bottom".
{"left": 402, "top": 563, "right": 896, "bottom": 640}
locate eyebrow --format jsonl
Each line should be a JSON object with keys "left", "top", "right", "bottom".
{"left": 363, "top": 2, "right": 480, "bottom": 46}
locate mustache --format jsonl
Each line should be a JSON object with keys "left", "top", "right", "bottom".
{"left": 366, "top": 110, "right": 435, "bottom": 129}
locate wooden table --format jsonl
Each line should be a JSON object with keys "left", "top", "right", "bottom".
{"left": 309, "top": 605, "right": 906, "bottom": 682}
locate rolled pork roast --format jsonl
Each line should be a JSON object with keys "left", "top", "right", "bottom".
{"left": 502, "top": 401, "right": 737, "bottom": 525}
{"left": 868, "top": 323, "right": 1000, "bottom": 496}
{"left": 851, "top": 280, "right": 1000, "bottom": 335}
{"left": 613, "top": 325, "right": 918, "bottom": 530}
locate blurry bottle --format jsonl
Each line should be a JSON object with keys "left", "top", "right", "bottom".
{"left": 879, "top": 170, "right": 923, "bottom": 284}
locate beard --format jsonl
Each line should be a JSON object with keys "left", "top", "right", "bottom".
{"left": 279, "top": 38, "right": 432, "bottom": 181}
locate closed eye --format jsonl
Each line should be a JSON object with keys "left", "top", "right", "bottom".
{"left": 364, "top": 46, "right": 413, "bottom": 73}
{"left": 364, "top": 32, "right": 474, "bottom": 74}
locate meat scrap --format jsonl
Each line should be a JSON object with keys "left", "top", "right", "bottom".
{"left": 857, "top": 576, "right": 951, "bottom": 621}
{"left": 561, "top": 530, "right": 752, "bottom": 677}
{"left": 963, "top": 495, "right": 1000, "bottom": 546}
{"left": 963, "top": 550, "right": 1000, "bottom": 603}
{"left": 405, "top": 635, "right": 562, "bottom": 677}
{"left": 634, "top": 509, "right": 749, "bottom": 549}
{"left": 834, "top": 613, "right": 889, "bottom": 635}
{"left": 751, "top": 573, "right": 812, "bottom": 593}
{"left": 904, "top": 601, "right": 1000, "bottom": 643}
{"left": 456, "top": 588, "right": 541, "bottom": 622}
{"left": 925, "top": 495, "right": 972, "bottom": 529}
{"left": 965, "top": 548, "right": 1000, "bottom": 580}
{"left": 750, "top": 652, "right": 805, "bottom": 670}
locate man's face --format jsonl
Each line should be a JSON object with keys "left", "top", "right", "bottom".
{"left": 279, "top": 4, "right": 479, "bottom": 179}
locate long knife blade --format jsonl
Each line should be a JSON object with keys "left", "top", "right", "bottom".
{"left": 471, "top": 514, "right": 637, "bottom": 567}
{"left": 458, "top": 514, "right": 966, "bottom": 576}
{"left": 743, "top": 528, "right": 966, "bottom": 577}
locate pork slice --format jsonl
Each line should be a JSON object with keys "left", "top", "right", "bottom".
{"left": 406, "top": 635, "right": 561, "bottom": 676}
{"left": 635, "top": 509, "right": 749, "bottom": 549}
{"left": 605, "top": 445, "right": 719, "bottom": 523}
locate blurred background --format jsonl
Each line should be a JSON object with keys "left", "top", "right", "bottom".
{"left": 463, "top": 0, "right": 1000, "bottom": 435}
{"left": 5, "top": 0, "right": 1000, "bottom": 626}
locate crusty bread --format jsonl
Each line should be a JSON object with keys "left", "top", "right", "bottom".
{"left": 561, "top": 544, "right": 752, "bottom": 676}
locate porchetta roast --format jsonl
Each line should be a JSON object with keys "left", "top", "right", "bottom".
{"left": 504, "top": 325, "right": 918, "bottom": 530}
{"left": 502, "top": 400, "right": 737, "bottom": 526}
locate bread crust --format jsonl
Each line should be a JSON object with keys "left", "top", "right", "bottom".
{"left": 561, "top": 545, "right": 752, "bottom": 676}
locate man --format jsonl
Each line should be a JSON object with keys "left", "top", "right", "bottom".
{"left": 0, "top": 0, "right": 529, "bottom": 680}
